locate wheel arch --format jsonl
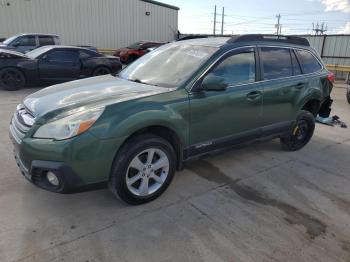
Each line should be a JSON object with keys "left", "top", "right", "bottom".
{"left": 114, "top": 125, "right": 184, "bottom": 171}
{"left": 301, "top": 99, "right": 321, "bottom": 117}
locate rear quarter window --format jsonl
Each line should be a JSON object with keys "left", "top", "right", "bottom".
{"left": 296, "top": 49, "right": 322, "bottom": 74}
{"left": 39, "top": 36, "right": 55, "bottom": 46}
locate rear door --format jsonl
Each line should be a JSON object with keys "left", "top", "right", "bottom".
{"left": 259, "top": 46, "right": 306, "bottom": 132}
{"left": 38, "top": 50, "right": 81, "bottom": 81}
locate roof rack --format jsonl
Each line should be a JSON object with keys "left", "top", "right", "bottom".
{"left": 227, "top": 34, "right": 310, "bottom": 46}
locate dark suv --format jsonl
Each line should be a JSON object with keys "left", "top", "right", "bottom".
{"left": 10, "top": 35, "right": 333, "bottom": 204}
{"left": 0, "top": 33, "right": 60, "bottom": 53}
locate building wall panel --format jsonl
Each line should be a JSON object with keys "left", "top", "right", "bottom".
{"left": 0, "top": 0, "right": 178, "bottom": 48}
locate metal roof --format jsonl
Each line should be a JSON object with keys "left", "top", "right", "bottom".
{"left": 140, "top": 0, "right": 179, "bottom": 10}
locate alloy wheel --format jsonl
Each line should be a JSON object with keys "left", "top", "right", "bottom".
{"left": 126, "top": 148, "right": 169, "bottom": 197}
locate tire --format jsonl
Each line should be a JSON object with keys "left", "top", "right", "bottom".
{"left": 109, "top": 134, "right": 176, "bottom": 205}
{"left": 92, "top": 67, "right": 111, "bottom": 76}
{"left": 347, "top": 88, "right": 350, "bottom": 104}
{"left": 0, "top": 68, "right": 25, "bottom": 91}
{"left": 280, "top": 110, "right": 315, "bottom": 151}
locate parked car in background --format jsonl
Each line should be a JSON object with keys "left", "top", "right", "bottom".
{"left": 114, "top": 41, "right": 165, "bottom": 64}
{"left": 77, "top": 45, "right": 98, "bottom": 53}
{"left": 9, "top": 35, "right": 333, "bottom": 204}
{"left": 0, "top": 33, "right": 60, "bottom": 53}
{"left": 0, "top": 46, "right": 122, "bottom": 90}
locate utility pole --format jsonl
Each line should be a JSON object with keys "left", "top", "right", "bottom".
{"left": 313, "top": 22, "right": 327, "bottom": 35}
{"left": 213, "top": 5, "right": 217, "bottom": 36}
{"left": 276, "top": 14, "right": 281, "bottom": 35}
{"left": 221, "top": 7, "right": 225, "bottom": 35}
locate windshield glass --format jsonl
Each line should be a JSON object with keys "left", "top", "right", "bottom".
{"left": 3, "top": 35, "right": 18, "bottom": 45}
{"left": 127, "top": 42, "right": 142, "bottom": 50}
{"left": 119, "top": 43, "right": 218, "bottom": 88}
{"left": 26, "top": 46, "right": 52, "bottom": 58}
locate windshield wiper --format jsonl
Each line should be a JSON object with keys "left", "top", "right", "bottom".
{"left": 128, "top": 78, "right": 158, "bottom": 86}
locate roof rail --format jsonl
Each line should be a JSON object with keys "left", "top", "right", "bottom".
{"left": 227, "top": 34, "right": 310, "bottom": 46}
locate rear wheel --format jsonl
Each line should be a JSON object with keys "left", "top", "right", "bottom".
{"left": 92, "top": 67, "right": 111, "bottom": 76}
{"left": 280, "top": 111, "right": 315, "bottom": 151}
{"left": 109, "top": 134, "right": 176, "bottom": 205}
{"left": 0, "top": 68, "right": 25, "bottom": 91}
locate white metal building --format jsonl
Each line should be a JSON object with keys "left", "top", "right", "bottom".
{"left": 0, "top": 0, "right": 179, "bottom": 48}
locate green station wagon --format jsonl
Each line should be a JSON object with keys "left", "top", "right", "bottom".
{"left": 10, "top": 35, "right": 333, "bottom": 204}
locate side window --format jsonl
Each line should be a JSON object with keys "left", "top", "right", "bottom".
{"left": 261, "top": 47, "right": 293, "bottom": 80}
{"left": 291, "top": 50, "right": 302, "bottom": 76}
{"left": 46, "top": 50, "right": 79, "bottom": 63}
{"left": 296, "top": 49, "right": 322, "bottom": 74}
{"left": 39, "top": 36, "right": 55, "bottom": 46}
{"left": 13, "top": 36, "right": 36, "bottom": 47}
{"left": 79, "top": 50, "right": 92, "bottom": 59}
{"left": 207, "top": 49, "right": 256, "bottom": 86}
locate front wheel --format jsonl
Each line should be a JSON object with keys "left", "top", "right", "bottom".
{"left": 347, "top": 88, "right": 350, "bottom": 104}
{"left": 0, "top": 68, "right": 26, "bottom": 91}
{"left": 280, "top": 111, "right": 315, "bottom": 151}
{"left": 109, "top": 134, "right": 176, "bottom": 205}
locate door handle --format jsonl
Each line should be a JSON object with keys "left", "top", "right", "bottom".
{"left": 295, "top": 83, "right": 305, "bottom": 90}
{"left": 246, "top": 90, "right": 262, "bottom": 100}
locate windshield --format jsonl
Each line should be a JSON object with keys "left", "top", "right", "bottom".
{"left": 26, "top": 46, "right": 52, "bottom": 58}
{"left": 3, "top": 35, "right": 18, "bottom": 45}
{"left": 127, "top": 42, "right": 142, "bottom": 50}
{"left": 119, "top": 43, "right": 218, "bottom": 88}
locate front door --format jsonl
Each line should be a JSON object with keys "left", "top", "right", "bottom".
{"left": 188, "top": 47, "right": 263, "bottom": 155}
{"left": 39, "top": 50, "right": 81, "bottom": 82}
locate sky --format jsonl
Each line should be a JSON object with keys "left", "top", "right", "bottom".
{"left": 164, "top": 0, "right": 350, "bottom": 35}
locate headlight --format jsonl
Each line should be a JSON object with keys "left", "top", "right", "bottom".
{"left": 34, "top": 107, "right": 105, "bottom": 140}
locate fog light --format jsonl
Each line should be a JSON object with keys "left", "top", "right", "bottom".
{"left": 46, "top": 171, "right": 59, "bottom": 186}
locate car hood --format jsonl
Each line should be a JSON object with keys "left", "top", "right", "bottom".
{"left": 115, "top": 48, "right": 131, "bottom": 55}
{"left": 0, "top": 48, "right": 27, "bottom": 57}
{"left": 24, "top": 75, "right": 172, "bottom": 120}
{"left": 0, "top": 44, "right": 13, "bottom": 50}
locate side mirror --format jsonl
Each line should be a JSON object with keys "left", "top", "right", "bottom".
{"left": 202, "top": 75, "right": 228, "bottom": 91}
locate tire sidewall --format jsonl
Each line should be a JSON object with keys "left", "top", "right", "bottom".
{"left": 110, "top": 135, "right": 176, "bottom": 204}
{"left": 281, "top": 111, "right": 315, "bottom": 151}
{"left": 347, "top": 88, "right": 350, "bottom": 104}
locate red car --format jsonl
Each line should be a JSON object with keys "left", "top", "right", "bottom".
{"left": 114, "top": 41, "right": 165, "bottom": 64}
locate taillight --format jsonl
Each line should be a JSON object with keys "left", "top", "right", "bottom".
{"left": 327, "top": 72, "right": 335, "bottom": 84}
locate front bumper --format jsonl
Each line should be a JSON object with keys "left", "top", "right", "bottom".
{"left": 13, "top": 152, "right": 86, "bottom": 193}
{"left": 10, "top": 121, "right": 125, "bottom": 193}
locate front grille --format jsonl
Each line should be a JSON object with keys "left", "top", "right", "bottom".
{"left": 10, "top": 104, "right": 35, "bottom": 143}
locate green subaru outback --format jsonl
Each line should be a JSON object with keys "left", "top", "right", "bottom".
{"left": 10, "top": 35, "right": 333, "bottom": 204}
